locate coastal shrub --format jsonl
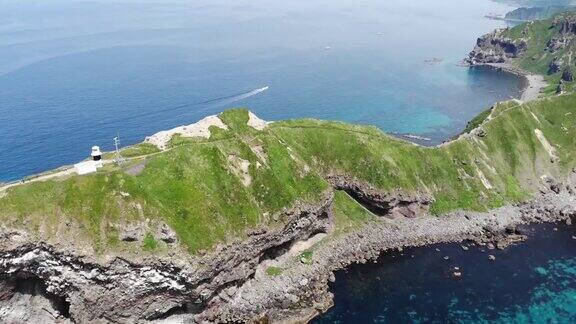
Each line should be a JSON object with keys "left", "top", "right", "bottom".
{"left": 463, "top": 107, "right": 492, "bottom": 134}
{"left": 143, "top": 232, "right": 158, "bottom": 251}
{"left": 332, "top": 191, "right": 376, "bottom": 234}
{"left": 300, "top": 250, "right": 313, "bottom": 264}
{"left": 120, "top": 143, "right": 160, "bottom": 158}
{"left": 266, "top": 266, "right": 283, "bottom": 277}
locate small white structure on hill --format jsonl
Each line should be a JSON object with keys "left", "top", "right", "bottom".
{"left": 91, "top": 146, "right": 102, "bottom": 161}
{"left": 74, "top": 161, "right": 98, "bottom": 175}
{"left": 74, "top": 146, "right": 104, "bottom": 175}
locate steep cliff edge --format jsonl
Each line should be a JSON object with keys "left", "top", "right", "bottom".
{"left": 4, "top": 9, "right": 576, "bottom": 323}
{"left": 468, "top": 29, "right": 528, "bottom": 64}
{"left": 468, "top": 12, "right": 576, "bottom": 93}
{"left": 1, "top": 89, "right": 576, "bottom": 322}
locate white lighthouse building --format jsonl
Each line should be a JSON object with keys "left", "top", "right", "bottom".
{"left": 91, "top": 146, "right": 102, "bottom": 160}
{"left": 74, "top": 146, "right": 104, "bottom": 175}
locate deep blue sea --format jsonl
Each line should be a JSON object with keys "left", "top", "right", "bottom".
{"left": 1, "top": 1, "right": 574, "bottom": 322}
{"left": 0, "top": 0, "right": 522, "bottom": 182}
{"left": 316, "top": 222, "right": 576, "bottom": 323}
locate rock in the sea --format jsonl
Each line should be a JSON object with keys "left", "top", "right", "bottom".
{"left": 328, "top": 273, "right": 336, "bottom": 283}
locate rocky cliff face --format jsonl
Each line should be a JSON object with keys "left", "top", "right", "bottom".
{"left": 198, "top": 173, "right": 576, "bottom": 323}
{"left": 3, "top": 171, "right": 575, "bottom": 323}
{"left": 0, "top": 192, "right": 334, "bottom": 323}
{"left": 547, "top": 15, "right": 576, "bottom": 53}
{"left": 327, "top": 174, "right": 432, "bottom": 218}
{"left": 468, "top": 14, "right": 576, "bottom": 81}
{"left": 467, "top": 29, "right": 527, "bottom": 64}
{"left": 2, "top": 95, "right": 576, "bottom": 323}
{"left": 0, "top": 175, "right": 441, "bottom": 323}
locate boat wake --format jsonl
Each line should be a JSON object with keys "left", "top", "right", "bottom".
{"left": 86, "top": 86, "right": 271, "bottom": 131}
{"left": 201, "top": 86, "right": 269, "bottom": 106}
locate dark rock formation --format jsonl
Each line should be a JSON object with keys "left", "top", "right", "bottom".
{"left": 326, "top": 174, "right": 433, "bottom": 218}
{"left": 2, "top": 174, "right": 576, "bottom": 323}
{"left": 467, "top": 30, "right": 527, "bottom": 64}
{"left": 0, "top": 193, "right": 334, "bottom": 323}
{"left": 548, "top": 57, "right": 564, "bottom": 74}
{"left": 562, "top": 67, "right": 574, "bottom": 81}
{"left": 557, "top": 82, "right": 564, "bottom": 94}
{"left": 547, "top": 35, "right": 573, "bottom": 52}
{"left": 0, "top": 277, "right": 71, "bottom": 323}
{"left": 556, "top": 15, "right": 576, "bottom": 35}
{"left": 548, "top": 15, "right": 576, "bottom": 52}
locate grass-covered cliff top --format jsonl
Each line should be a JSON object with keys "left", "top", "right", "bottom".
{"left": 1, "top": 93, "right": 576, "bottom": 255}
{"left": 496, "top": 12, "right": 576, "bottom": 92}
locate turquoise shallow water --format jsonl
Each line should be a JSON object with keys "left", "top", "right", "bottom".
{"left": 1, "top": 2, "right": 574, "bottom": 322}
{"left": 0, "top": 0, "right": 522, "bottom": 181}
{"left": 315, "top": 222, "right": 576, "bottom": 323}
{"left": 485, "top": 258, "right": 576, "bottom": 323}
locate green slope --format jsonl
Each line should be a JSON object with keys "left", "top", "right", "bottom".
{"left": 496, "top": 12, "right": 576, "bottom": 92}
{"left": 1, "top": 95, "right": 576, "bottom": 254}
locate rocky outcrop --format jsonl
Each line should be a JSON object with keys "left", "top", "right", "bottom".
{"left": 556, "top": 15, "right": 576, "bottom": 35}
{"left": 549, "top": 57, "right": 565, "bottom": 74}
{"left": 467, "top": 29, "right": 527, "bottom": 64}
{"left": 562, "top": 67, "right": 574, "bottom": 81}
{"left": 1, "top": 172, "right": 576, "bottom": 323}
{"left": 326, "top": 174, "right": 433, "bottom": 218}
{"left": 548, "top": 15, "right": 576, "bottom": 52}
{"left": 0, "top": 277, "right": 72, "bottom": 323}
{"left": 0, "top": 192, "right": 334, "bottom": 323}
{"left": 547, "top": 35, "right": 573, "bottom": 52}
{"left": 201, "top": 174, "right": 576, "bottom": 323}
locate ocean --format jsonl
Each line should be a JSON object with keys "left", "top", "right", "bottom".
{"left": 0, "top": 0, "right": 521, "bottom": 181}
{"left": 315, "top": 222, "right": 576, "bottom": 323}
{"left": 2, "top": 1, "right": 574, "bottom": 322}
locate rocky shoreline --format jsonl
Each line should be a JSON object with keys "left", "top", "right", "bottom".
{"left": 1, "top": 171, "right": 575, "bottom": 323}
{"left": 464, "top": 25, "right": 549, "bottom": 102}
{"left": 0, "top": 71, "right": 567, "bottom": 324}
{"left": 1, "top": 17, "right": 574, "bottom": 324}
{"left": 473, "top": 62, "right": 547, "bottom": 102}
{"left": 194, "top": 173, "right": 576, "bottom": 323}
